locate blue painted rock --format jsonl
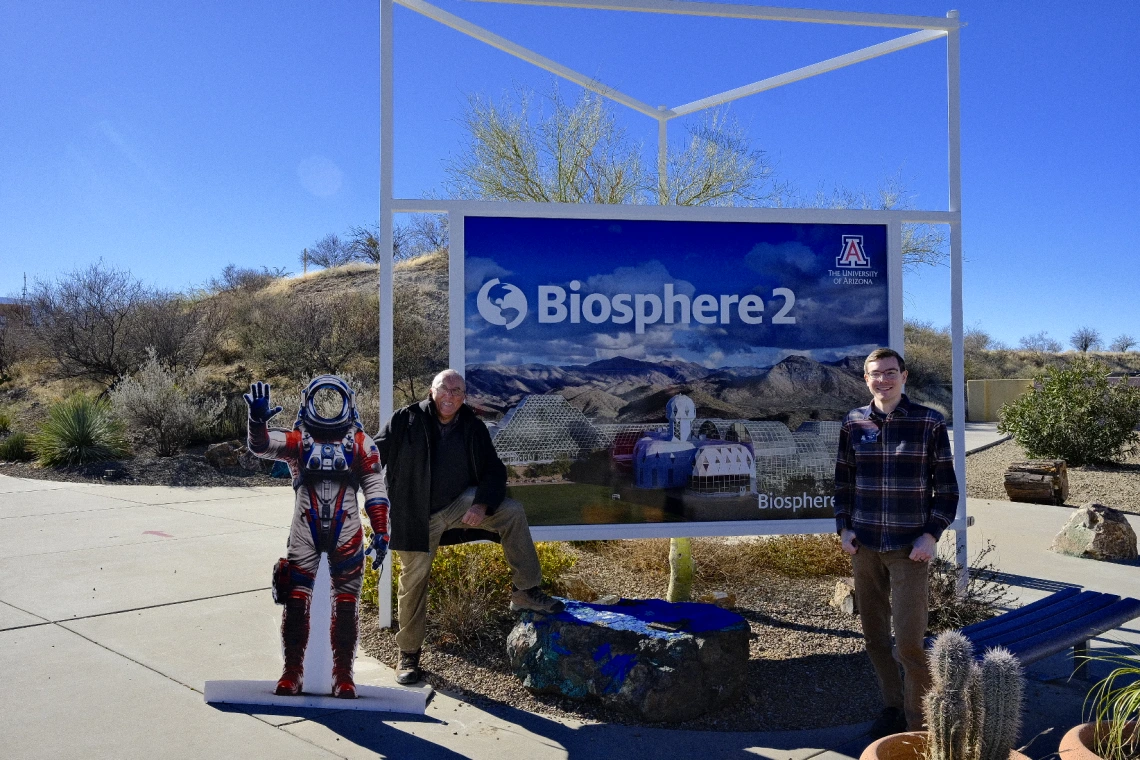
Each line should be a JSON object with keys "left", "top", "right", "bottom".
{"left": 506, "top": 598, "right": 750, "bottom": 722}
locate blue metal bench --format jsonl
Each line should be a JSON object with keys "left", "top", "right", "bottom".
{"left": 928, "top": 587, "right": 1140, "bottom": 671}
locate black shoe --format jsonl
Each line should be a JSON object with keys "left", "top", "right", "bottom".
{"left": 509, "top": 585, "right": 566, "bottom": 614}
{"left": 395, "top": 649, "right": 422, "bottom": 685}
{"left": 867, "top": 706, "right": 908, "bottom": 740}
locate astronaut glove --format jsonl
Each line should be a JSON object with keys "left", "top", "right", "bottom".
{"left": 244, "top": 381, "right": 283, "bottom": 424}
{"left": 367, "top": 532, "right": 390, "bottom": 570}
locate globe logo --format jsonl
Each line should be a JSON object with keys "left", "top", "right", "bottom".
{"left": 477, "top": 278, "right": 528, "bottom": 330}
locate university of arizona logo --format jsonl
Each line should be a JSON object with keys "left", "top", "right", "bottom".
{"left": 836, "top": 235, "right": 870, "bottom": 268}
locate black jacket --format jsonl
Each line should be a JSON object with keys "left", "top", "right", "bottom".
{"left": 375, "top": 399, "right": 507, "bottom": 552}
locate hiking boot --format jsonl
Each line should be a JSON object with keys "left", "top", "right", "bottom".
{"left": 509, "top": 585, "right": 566, "bottom": 614}
{"left": 867, "top": 706, "right": 908, "bottom": 740}
{"left": 395, "top": 649, "right": 422, "bottom": 685}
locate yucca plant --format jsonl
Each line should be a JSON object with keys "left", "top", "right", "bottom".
{"left": 32, "top": 394, "right": 129, "bottom": 467}
{"left": 1085, "top": 648, "right": 1140, "bottom": 760}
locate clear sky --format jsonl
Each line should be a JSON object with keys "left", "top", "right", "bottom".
{"left": 2, "top": 1, "right": 1137, "bottom": 349}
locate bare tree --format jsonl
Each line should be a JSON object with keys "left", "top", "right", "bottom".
{"left": 0, "top": 298, "right": 33, "bottom": 380}
{"left": 660, "top": 108, "right": 776, "bottom": 206}
{"left": 1109, "top": 334, "right": 1137, "bottom": 352}
{"left": 302, "top": 234, "right": 356, "bottom": 269}
{"left": 1019, "top": 331, "right": 1063, "bottom": 353}
{"left": 347, "top": 224, "right": 381, "bottom": 263}
{"left": 27, "top": 262, "right": 151, "bottom": 386}
{"left": 1070, "top": 326, "right": 1102, "bottom": 353}
{"left": 208, "top": 264, "right": 289, "bottom": 293}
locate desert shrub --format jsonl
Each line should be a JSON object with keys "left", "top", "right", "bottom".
{"left": 32, "top": 394, "right": 129, "bottom": 467}
{"left": 998, "top": 358, "right": 1140, "bottom": 465}
{"left": 0, "top": 408, "right": 10, "bottom": 435}
{"left": 522, "top": 456, "right": 572, "bottom": 480}
{"left": 110, "top": 351, "right": 225, "bottom": 456}
{"left": 236, "top": 292, "right": 379, "bottom": 381}
{"left": 0, "top": 431, "right": 34, "bottom": 461}
{"left": 359, "top": 535, "right": 575, "bottom": 649}
{"left": 208, "top": 264, "right": 289, "bottom": 294}
{"left": 927, "top": 540, "right": 1015, "bottom": 632}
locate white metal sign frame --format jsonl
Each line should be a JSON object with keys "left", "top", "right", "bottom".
{"left": 379, "top": 0, "right": 967, "bottom": 618}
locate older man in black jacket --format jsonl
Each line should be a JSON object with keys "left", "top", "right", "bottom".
{"left": 375, "top": 369, "right": 563, "bottom": 685}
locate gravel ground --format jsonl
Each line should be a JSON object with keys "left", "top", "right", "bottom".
{"left": 966, "top": 439, "right": 1140, "bottom": 513}
{"left": 361, "top": 542, "right": 880, "bottom": 732}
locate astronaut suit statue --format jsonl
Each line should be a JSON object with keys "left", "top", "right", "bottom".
{"left": 244, "top": 376, "right": 390, "bottom": 699}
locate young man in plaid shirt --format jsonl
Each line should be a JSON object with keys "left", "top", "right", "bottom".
{"left": 834, "top": 347, "right": 959, "bottom": 738}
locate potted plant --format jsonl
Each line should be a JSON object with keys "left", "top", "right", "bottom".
{"left": 1060, "top": 649, "right": 1139, "bottom": 760}
{"left": 861, "top": 631, "right": 1029, "bottom": 760}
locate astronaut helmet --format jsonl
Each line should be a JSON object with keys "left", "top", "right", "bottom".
{"left": 296, "top": 375, "right": 361, "bottom": 438}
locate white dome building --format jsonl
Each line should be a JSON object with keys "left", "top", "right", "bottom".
{"left": 633, "top": 394, "right": 757, "bottom": 495}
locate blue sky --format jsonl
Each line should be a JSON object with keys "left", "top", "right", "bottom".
{"left": 2, "top": 1, "right": 1137, "bottom": 349}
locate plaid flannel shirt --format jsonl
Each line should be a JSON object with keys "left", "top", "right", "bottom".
{"left": 833, "top": 394, "right": 959, "bottom": 552}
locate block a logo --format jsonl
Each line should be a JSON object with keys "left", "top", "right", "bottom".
{"left": 836, "top": 235, "right": 871, "bottom": 269}
{"left": 477, "top": 278, "right": 528, "bottom": 330}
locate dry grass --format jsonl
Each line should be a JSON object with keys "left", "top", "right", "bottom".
{"left": 577, "top": 533, "right": 852, "bottom": 585}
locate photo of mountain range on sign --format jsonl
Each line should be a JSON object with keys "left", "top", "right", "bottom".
{"left": 467, "top": 353, "right": 875, "bottom": 429}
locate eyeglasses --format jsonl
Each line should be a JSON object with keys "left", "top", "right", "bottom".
{"left": 867, "top": 371, "right": 901, "bottom": 381}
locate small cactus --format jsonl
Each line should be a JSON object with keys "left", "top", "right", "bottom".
{"left": 925, "top": 632, "right": 977, "bottom": 760}
{"left": 923, "top": 633, "right": 1025, "bottom": 760}
{"left": 977, "top": 648, "right": 1024, "bottom": 760}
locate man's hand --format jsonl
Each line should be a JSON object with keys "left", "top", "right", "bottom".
{"left": 461, "top": 503, "right": 487, "bottom": 527}
{"left": 244, "top": 381, "right": 282, "bottom": 424}
{"left": 909, "top": 533, "right": 937, "bottom": 563}
{"left": 366, "top": 532, "right": 389, "bottom": 570}
{"left": 840, "top": 529, "right": 859, "bottom": 555}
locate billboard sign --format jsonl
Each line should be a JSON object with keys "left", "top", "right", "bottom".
{"left": 463, "top": 215, "right": 890, "bottom": 531}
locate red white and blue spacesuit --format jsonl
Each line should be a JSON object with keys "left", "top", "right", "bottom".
{"left": 245, "top": 376, "right": 390, "bottom": 698}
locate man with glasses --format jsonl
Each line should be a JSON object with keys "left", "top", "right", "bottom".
{"left": 834, "top": 347, "right": 958, "bottom": 738}
{"left": 375, "top": 368, "right": 563, "bottom": 685}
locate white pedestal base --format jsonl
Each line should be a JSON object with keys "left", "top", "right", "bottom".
{"left": 204, "top": 679, "right": 430, "bottom": 714}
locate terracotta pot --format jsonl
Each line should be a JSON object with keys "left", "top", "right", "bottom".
{"left": 1060, "top": 722, "right": 1139, "bottom": 760}
{"left": 860, "top": 731, "right": 1032, "bottom": 760}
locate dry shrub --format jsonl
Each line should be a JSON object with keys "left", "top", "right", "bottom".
{"left": 698, "top": 534, "right": 851, "bottom": 581}
{"left": 360, "top": 536, "right": 575, "bottom": 650}
{"left": 927, "top": 540, "right": 1014, "bottom": 632}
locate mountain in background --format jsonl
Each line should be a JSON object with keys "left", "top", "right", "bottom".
{"left": 466, "top": 353, "right": 872, "bottom": 428}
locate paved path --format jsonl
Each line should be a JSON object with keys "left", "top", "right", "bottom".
{"left": 1, "top": 460, "right": 1135, "bottom": 759}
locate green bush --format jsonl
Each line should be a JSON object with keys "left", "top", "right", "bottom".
{"left": 0, "top": 408, "right": 10, "bottom": 436}
{"left": 0, "top": 431, "right": 34, "bottom": 461}
{"left": 360, "top": 533, "right": 576, "bottom": 649}
{"left": 998, "top": 359, "right": 1140, "bottom": 465}
{"left": 32, "top": 394, "right": 130, "bottom": 467}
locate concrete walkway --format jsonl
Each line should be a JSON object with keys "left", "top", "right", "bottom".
{"left": 2, "top": 448, "right": 1136, "bottom": 759}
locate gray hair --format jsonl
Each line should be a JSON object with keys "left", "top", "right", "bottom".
{"left": 430, "top": 369, "right": 465, "bottom": 392}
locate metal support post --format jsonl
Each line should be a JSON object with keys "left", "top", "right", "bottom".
{"left": 378, "top": 0, "right": 395, "bottom": 628}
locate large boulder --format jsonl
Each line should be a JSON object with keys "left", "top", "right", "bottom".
{"left": 506, "top": 598, "right": 750, "bottom": 722}
{"left": 1050, "top": 502, "right": 1138, "bottom": 562}
{"left": 204, "top": 441, "right": 243, "bottom": 469}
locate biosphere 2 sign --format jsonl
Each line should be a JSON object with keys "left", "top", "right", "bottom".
{"left": 463, "top": 215, "right": 891, "bottom": 530}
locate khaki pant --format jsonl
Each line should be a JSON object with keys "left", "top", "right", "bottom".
{"left": 852, "top": 546, "right": 931, "bottom": 730}
{"left": 394, "top": 488, "right": 543, "bottom": 653}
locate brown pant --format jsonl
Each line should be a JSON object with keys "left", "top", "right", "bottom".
{"left": 394, "top": 488, "right": 543, "bottom": 653}
{"left": 852, "top": 546, "right": 931, "bottom": 730}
